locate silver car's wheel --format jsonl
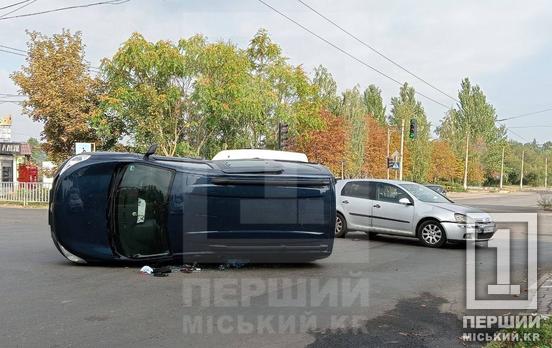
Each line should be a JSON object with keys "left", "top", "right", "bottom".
{"left": 418, "top": 220, "right": 447, "bottom": 248}
{"left": 335, "top": 213, "right": 347, "bottom": 238}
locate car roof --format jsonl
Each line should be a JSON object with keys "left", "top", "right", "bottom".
{"left": 336, "top": 178, "right": 418, "bottom": 186}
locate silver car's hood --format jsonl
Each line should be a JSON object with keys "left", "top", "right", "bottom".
{"left": 428, "top": 202, "right": 485, "bottom": 214}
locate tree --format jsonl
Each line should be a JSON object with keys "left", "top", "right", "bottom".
{"left": 363, "top": 115, "right": 388, "bottom": 177}
{"left": 312, "top": 65, "right": 340, "bottom": 114}
{"left": 428, "top": 140, "right": 462, "bottom": 182}
{"left": 26, "top": 137, "right": 47, "bottom": 164}
{"left": 389, "top": 83, "right": 431, "bottom": 182}
{"left": 292, "top": 110, "right": 347, "bottom": 175}
{"left": 246, "top": 29, "right": 322, "bottom": 151}
{"left": 437, "top": 78, "right": 506, "bottom": 185}
{"left": 11, "top": 30, "right": 101, "bottom": 163}
{"left": 339, "top": 86, "right": 367, "bottom": 177}
{"left": 363, "top": 84, "right": 386, "bottom": 124}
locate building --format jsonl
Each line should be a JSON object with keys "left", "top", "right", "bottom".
{"left": 0, "top": 142, "right": 32, "bottom": 183}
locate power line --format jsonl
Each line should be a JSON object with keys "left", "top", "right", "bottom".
{"left": 0, "top": 0, "right": 129, "bottom": 21}
{"left": 296, "top": 0, "right": 459, "bottom": 103}
{"left": 506, "top": 128, "right": 530, "bottom": 143}
{"left": 257, "top": 0, "right": 451, "bottom": 109}
{"left": 0, "top": 47, "right": 25, "bottom": 56}
{"left": 0, "top": 43, "right": 101, "bottom": 71}
{"left": 497, "top": 107, "right": 552, "bottom": 122}
{"left": 0, "top": 0, "right": 31, "bottom": 11}
{"left": 508, "top": 125, "right": 552, "bottom": 129}
{"left": 0, "top": 44, "right": 25, "bottom": 53}
{"left": 0, "top": 0, "right": 37, "bottom": 19}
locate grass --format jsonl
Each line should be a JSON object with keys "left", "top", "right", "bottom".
{"left": 0, "top": 201, "right": 48, "bottom": 209}
{"left": 485, "top": 316, "right": 552, "bottom": 348}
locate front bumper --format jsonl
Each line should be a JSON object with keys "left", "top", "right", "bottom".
{"left": 441, "top": 222, "right": 496, "bottom": 241}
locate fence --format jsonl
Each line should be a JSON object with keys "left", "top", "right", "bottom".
{"left": 0, "top": 182, "right": 52, "bottom": 205}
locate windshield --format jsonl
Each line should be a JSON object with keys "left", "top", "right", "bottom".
{"left": 399, "top": 183, "right": 451, "bottom": 203}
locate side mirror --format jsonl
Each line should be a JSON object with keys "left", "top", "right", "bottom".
{"left": 144, "top": 144, "right": 158, "bottom": 160}
{"left": 399, "top": 197, "right": 412, "bottom": 205}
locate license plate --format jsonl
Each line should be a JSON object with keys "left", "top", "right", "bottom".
{"left": 483, "top": 226, "right": 494, "bottom": 233}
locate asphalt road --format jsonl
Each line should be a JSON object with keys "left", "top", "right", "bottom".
{"left": 0, "top": 192, "right": 551, "bottom": 347}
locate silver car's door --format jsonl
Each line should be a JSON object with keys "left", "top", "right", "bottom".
{"left": 339, "top": 181, "right": 373, "bottom": 231}
{"left": 371, "top": 182, "right": 414, "bottom": 235}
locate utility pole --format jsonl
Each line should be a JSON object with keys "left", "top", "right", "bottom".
{"left": 520, "top": 150, "right": 525, "bottom": 191}
{"left": 386, "top": 127, "right": 390, "bottom": 180}
{"left": 545, "top": 157, "right": 548, "bottom": 189}
{"left": 499, "top": 146, "right": 505, "bottom": 190}
{"left": 399, "top": 119, "right": 405, "bottom": 181}
{"left": 463, "top": 132, "right": 470, "bottom": 190}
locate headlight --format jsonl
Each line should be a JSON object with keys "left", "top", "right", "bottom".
{"left": 454, "top": 213, "right": 474, "bottom": 224}
{"left": 59, "top": 155, "right": 91, "bottom": 175}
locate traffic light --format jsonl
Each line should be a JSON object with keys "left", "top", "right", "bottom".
{"left": 409, "top": 119, "right": 417, "bottom": 139}
{"left": 278, "top": 122, "right": 289, "bottom": 149}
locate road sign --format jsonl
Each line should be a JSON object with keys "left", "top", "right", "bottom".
{"left": 75, "top": 142, "right": 95, "bottom": 154}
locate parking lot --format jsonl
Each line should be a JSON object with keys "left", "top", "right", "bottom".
{"left": 1, "top": 191, "right": 551, "bottom": 347}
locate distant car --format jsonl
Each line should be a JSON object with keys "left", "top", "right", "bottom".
{"left": 335, "top": 179, "right": 495, "bottom": 247}
{"left": 49, "top": 148, "right": 335, "bottom": 264}
{"left": 425, "top": 184, "right": 447, "bottom": 196}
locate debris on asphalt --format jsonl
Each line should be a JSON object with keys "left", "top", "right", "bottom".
{"left": 152, "top": 266, "right": 172, "bottom": 277}
{"left": 139, "top": 265, "right": 153, "bottom": 275}
{"left": 180, "top": 263, "right": 201, "bottom": 273}
{"left": 218, "top": 259, "right": 247, "bottom": 271}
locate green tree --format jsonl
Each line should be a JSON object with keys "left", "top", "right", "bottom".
{"left": 246, "top": 29, "right": 321, "bottom": 150}
{"left": 363, "top": 84, "right": 386, "bottom": 124}
{"left": 438, "top": 78, "right": 506, "bottom": 184}
{"left": 26, "top": 137, "right": 47, "bottom": 164}
{"left": 312, "top": 65, "right": 340, "bottom": 114}
{"left": 11, "top": 30, "right": 101, "bottom": 163}
{"left": 340, "top": 85, "right": 367, "bottom": 177}
{"left": 390, "top": 82, "right": 431, "bottom": 182}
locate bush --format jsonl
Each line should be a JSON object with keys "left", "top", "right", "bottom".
{"left": 538, "top": 192, "right": 552, "bottom": 210}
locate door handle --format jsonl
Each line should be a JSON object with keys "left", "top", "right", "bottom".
{"left": 373, "top": 204, "right": 381, "bottom": 208}
{"left": 341, "top": 200, "right": 349, "bottom": 204}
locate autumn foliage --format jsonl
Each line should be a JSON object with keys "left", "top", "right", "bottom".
{"left": 292, "top": 110, "right": 347, "bottom": 175}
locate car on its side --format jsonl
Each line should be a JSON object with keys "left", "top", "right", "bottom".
{"left": 335, "top": 179, "right": 495, "bottom": 247}
{"left": 49, "top": 148, "right": 336, "bottom": 264}
{"left": 425, "top": 184, "right": 447, "bottom": 196}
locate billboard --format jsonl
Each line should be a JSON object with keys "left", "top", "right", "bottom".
{"left": 0, "top": 116, "right": 12, "bottom": 142}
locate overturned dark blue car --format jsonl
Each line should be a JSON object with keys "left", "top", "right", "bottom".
{"left": 49, "top": 148, "right": 335, "bottom": 264}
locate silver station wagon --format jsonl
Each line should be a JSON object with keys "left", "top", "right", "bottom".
{"left": 335, "top": 179, "right": 496, "bottom": 247}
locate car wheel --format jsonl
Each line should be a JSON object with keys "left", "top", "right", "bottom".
{"left": 417, "top": 220, "right": 447, "bottom": 248}
{"left": 335, "top": 213, "right": 348, "bottom": 238}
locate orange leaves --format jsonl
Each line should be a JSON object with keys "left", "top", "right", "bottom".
{"left": 428, "top": 140, "right": 463, "bottom": 182}
{"left": 292, "top": 110, "right": 347, "bottom": 175}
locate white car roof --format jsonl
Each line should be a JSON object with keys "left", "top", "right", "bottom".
{"left": 212, "top": 149, "right": 309, "bottom": 162}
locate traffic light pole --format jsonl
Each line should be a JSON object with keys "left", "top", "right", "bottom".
{"left": 386, "top": 127, "right": 390, "bottom": 180}
{"left": 399, "top": 119, "right": 405, "bottom": 181}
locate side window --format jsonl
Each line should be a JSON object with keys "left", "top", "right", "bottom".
{"left": 341, "top": 182, "right": 373, "bottom": 199}
{"left": 375, "top": 183, "right": 410, "bottom": 204}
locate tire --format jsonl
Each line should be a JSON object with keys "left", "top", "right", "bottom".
{"left": 335, "top": 212, "right": 348, "bottom": 238}
{"left": 417, "top": 220, "right": 447, "bottom": 248}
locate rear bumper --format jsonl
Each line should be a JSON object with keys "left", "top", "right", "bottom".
{"left": 442, "top": 222, "right": 496, "bottom": 241}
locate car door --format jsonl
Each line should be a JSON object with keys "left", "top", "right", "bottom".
{"left": 339, "top": 181, "right": 373, "bottom": 231}
{"left": 371, "top": 182, "right": 414, "bottom": 235}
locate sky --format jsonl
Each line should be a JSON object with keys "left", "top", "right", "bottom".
{"left": 1, "top": 0, "right": 551, "bottom": 144}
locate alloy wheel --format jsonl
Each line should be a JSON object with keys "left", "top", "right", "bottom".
{"left": 421, "top": 224, "right": 442, "bottom": 245}
{"left": 335, "top": 215, "right": 343, "bottom": 234}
